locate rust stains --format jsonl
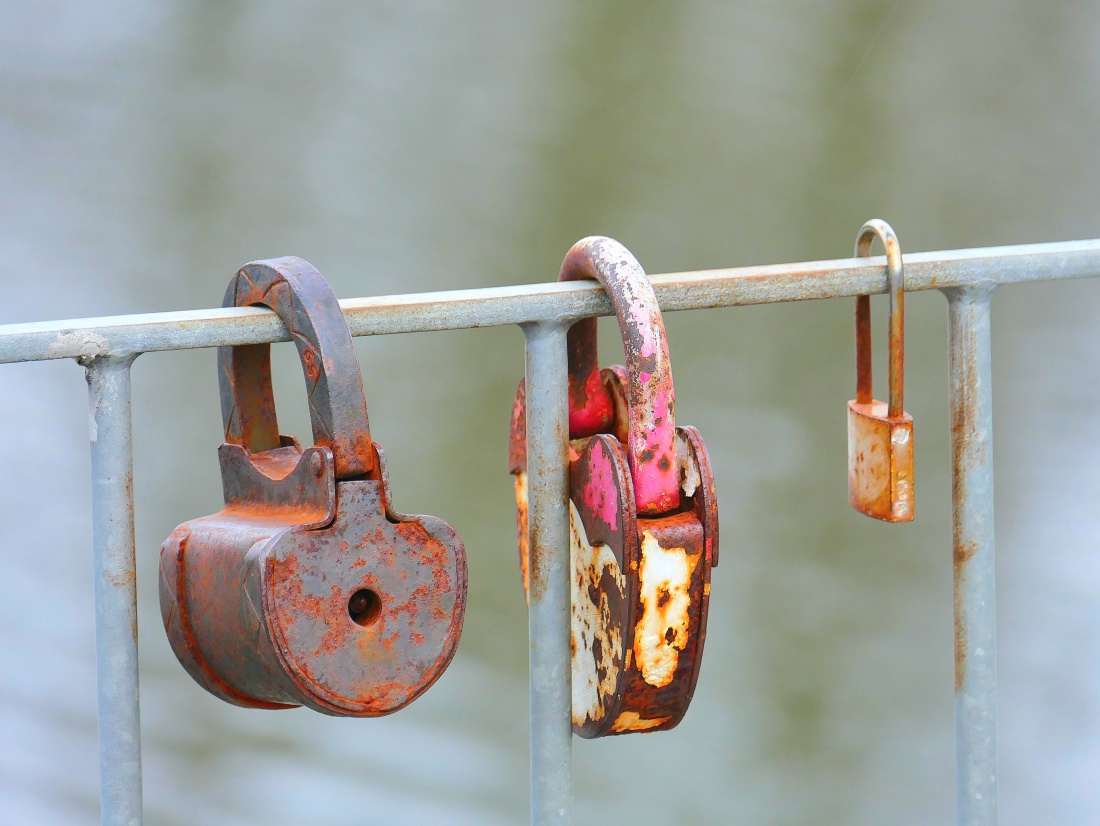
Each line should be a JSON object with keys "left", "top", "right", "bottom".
{"left": 953, "top": 540, "right": 977, "bottom": 694}
{"left": 105, "top": 566, "right": 137, "bottom": 592}
{"left": 954, "top": 605, "right": 968, "bottom": 695}
{"left": 558, "top": 237, "right": 679, "bottom": 516}
{"left": 847, "top": 401, "right": 914, "bottom": 522}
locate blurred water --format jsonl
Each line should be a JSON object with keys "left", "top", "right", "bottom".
{"left": 2, "top": 2, "right": 1100, "bottom": 824}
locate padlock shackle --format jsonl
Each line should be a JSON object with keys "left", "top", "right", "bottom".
{"left": 218, "top": 257, "right": 375, "bottom": 479}
{"left": 854, "top": 219, "right": 905, "bottom": 419}
{"left": 560, "top": 236, "right": 679, "bottom": 516}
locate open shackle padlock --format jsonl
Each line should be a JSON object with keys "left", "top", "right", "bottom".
{"left": 848, "top": 219, "right": 914, "bottom": 522}
{"left": 159, "top": 256, "right": 467, "bottom": 716}
{"left": 508, "top": 236, "right": 718, "bottom": 737}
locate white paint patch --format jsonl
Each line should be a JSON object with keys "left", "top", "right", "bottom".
{"left": 569, "top": 501, "right": 623, "bottom": 725}
{"left": 676, "top": 432, "right": 700, "bottom": 497}
{"left": 634, "top": 530, "right": 698, "bottom": 688}
{"left": 45, "top": 330, "right": 110, "bottom": 360}
{"left": 88, "top": 391, "right": 99, "bottom": 443}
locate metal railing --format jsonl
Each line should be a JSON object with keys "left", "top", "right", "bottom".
{"left": 4, "top": 237, "right": 1099, "bottom": 826}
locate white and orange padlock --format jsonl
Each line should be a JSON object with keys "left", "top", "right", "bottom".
{"left": 847, "top": 219, "right": 914, "bottom": 522}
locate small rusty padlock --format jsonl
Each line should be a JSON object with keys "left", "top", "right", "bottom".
{"left": 160, "top": 256, "right": 467, "bottom": 715}
{"left": 508, "top": 236, "right": 718, "bottom": 737}
{"left": 848, "top": 219, "right": 914, "bottom": 522}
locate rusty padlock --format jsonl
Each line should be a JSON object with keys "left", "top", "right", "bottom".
{"left": 508, "top": 236, "right": 718, "bottom": 737}
{"left": 160, "top": 256, "right": 467, "bottom": 715}
{"left": 848, "top": 219, "right": 914, "bottom": 522}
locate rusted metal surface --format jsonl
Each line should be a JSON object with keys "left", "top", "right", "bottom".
{"left": 560, "top": 237, "right": 678, "bottom": 516}
{"left": 947, "top": 287, "right": 998, "bottom": 826}
{"left": 221, "top": 259, "right": 376, "bottom": 478}
{"left": 160, "top": 256, "right": 466, "bottom": 716}
{"left": 847, "top": 219, "right": 915, "bottom": 522}
{"left": 847, "top": 402, "right": 914, "bottom": 520}
{"left": 509, "top": 237, "right": 717, "bottom": 738}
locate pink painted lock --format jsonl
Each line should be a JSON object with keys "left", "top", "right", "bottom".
{"left": 508, "top": 236, "right": 719, "bottom": 738}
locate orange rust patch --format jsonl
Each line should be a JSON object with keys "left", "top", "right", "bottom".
{"left": 105, "top": 567, "right": 137, "bottom": 591}
{"left": 953, "top": 541, "right": 978, "bottom": 693}
{"left": 609, "top": 710, "right": 670, "bottom": 733}
{"left": 312, "top": 583, "right": 353, "bottom": 657}
{"left": 514, "top": 472, "right": 530, "bottom": 603}
{"left": 847, "top": 400, "right": 914, "bottom": 522}
{"left": 955, "top": 541, "right": 978, "bottom": 566}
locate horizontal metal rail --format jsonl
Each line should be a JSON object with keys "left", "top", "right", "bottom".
{"left": 2, "top": 239, "right": 1098, "bottom": 363}
{"left": 4, "top": 236, "right": 1099, "bottom": 826}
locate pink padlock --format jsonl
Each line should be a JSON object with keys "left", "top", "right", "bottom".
{"left": 508, "top": 236, "right": 718, "bottom": 738}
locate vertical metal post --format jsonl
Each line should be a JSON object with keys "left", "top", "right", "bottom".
{"left": 947, "top": 289, "right": 997, "bottom": 826}
{"left": 85, "top": 354, "right": 143, "bottom": 826}
{"left": 521, "top": 322, "right": 573, "bottom": 826}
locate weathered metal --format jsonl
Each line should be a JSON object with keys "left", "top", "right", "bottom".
{"left": 5, "top": 239, "right": 1100, "bottom": 366}
{"left": 948, "top": 287, "right": 998, "bottom": 826}
{"left": 847, "top": 219, "right": 915, "bottom": 522}
{"left": 85, "top": 354, "right": 144, "bottom": 826}
{"left": 159, "top": 256, "right": 467, "bottom": 715}
{"left": 510, "top": 237, "right": 718, "bottom": 738}
{"left": 521, "top": 321, "right": 574, "bottom": 826}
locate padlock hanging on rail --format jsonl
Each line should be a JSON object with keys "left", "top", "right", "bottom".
{"left": 159, "top": 256, "right": 467, "bottom": 716}
{"left": 508, "top": 236, "right": 719, "bottom": 738}
{"left": 847, "top": 219, "right": 915, "bottom": 522}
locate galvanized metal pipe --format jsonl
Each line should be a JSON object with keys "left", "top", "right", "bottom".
{"left": 521, "top": 322, "right": 573, "bottom": 826}
{"left": 946, "top": 288, "right": 998, "bottom": 826}
{"left": 2, "top": 239, "right": 1099, "bottom": 363}
{"left": 85, "top": 354, "right": 143, "bottom": 826}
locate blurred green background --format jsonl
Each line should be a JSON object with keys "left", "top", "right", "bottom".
{"left": 2, "top": 2, "right": 1100, "bottom": 824}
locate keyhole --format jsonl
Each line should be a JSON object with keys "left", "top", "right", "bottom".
{"left": 348, "top": 589, "right": 382, "bottom": 627}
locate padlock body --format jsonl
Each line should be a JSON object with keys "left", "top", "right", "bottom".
{"left": 160, "top": 444, "right": 466, "bottom": 716}
{"left": 847, "top": 399, "right": 914, "bottom": 522}
{"left": 569, "top": 427, "right": 715, "bottom": 737}
{"left": 510, "top": 411, "right": 717, "bottom": 736}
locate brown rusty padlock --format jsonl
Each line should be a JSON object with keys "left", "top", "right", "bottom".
{"left": 160, "top": 256, "right": 467, "bottom": 715}
{"left": 509, "top": 236, "right": 718, "bottom": 737}
{"left": 848, "top": 219, "right": 914, "bottom": 522}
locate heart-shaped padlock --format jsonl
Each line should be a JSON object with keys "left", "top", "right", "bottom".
{"left": 160, "top": 256, "right": 467, "bottom": 716}
{"left": 509, "top": 236, "right": 718, "bottom": 737}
